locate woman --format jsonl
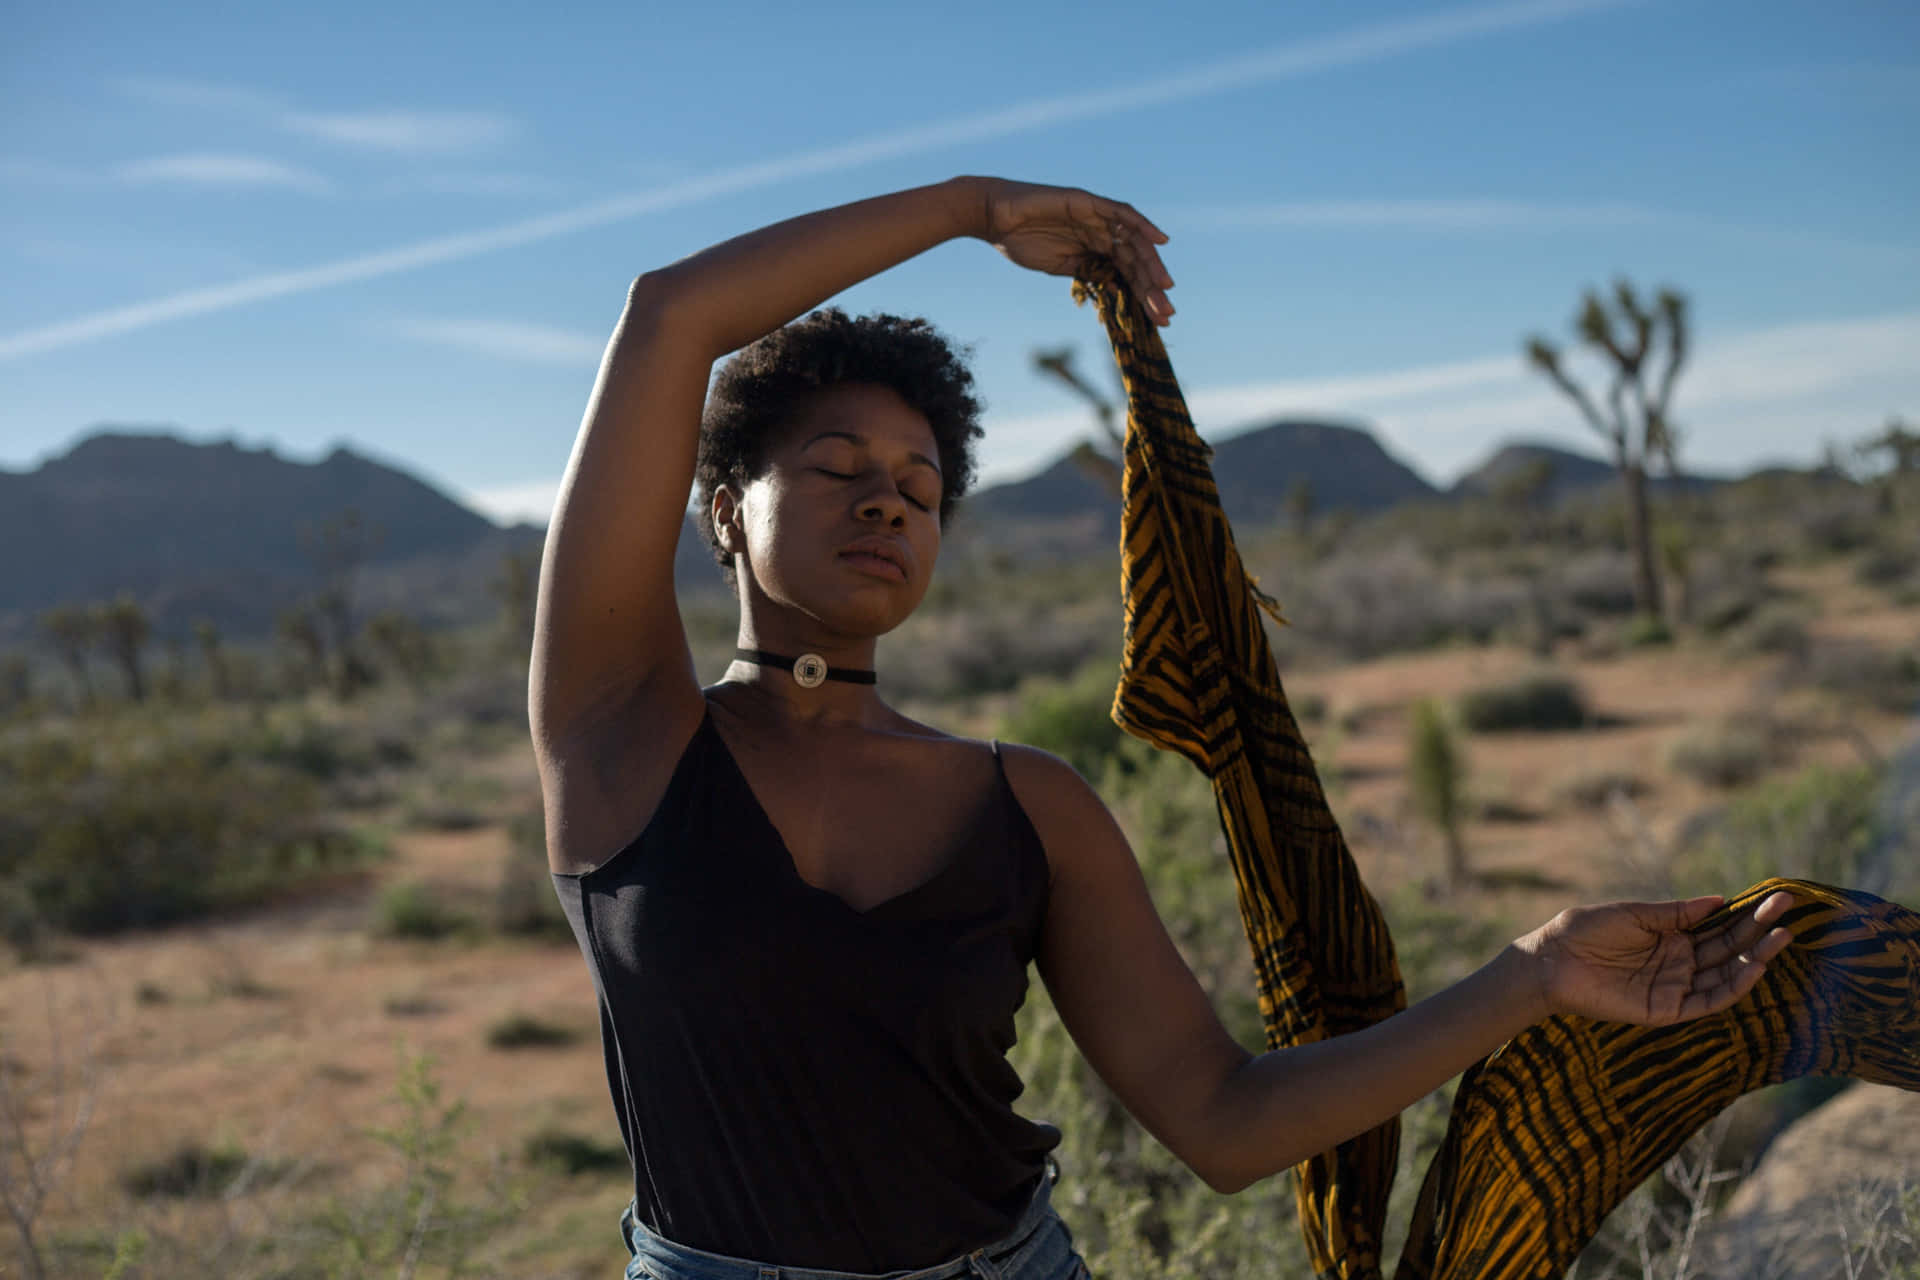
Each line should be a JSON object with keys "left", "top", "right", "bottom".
{"left": 535, "top": 176, "right": 1794, "bottom": 1280}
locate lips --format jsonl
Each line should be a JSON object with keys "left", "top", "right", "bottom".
{"left": 839, "top": 538, "right": 909, "bottom": 582}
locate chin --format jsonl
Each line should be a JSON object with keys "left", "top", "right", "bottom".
{"left": 816, "top": 593, "right": 919, "bottom": 638}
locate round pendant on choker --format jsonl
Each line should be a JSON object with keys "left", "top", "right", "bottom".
{"left": 733, "top": 648, "right": 877, "bottom": 687}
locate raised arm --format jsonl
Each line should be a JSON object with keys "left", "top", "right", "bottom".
{"left": 528, "top": 177, "right": 1174, "bottom": 752}
{"left": 532, "top": 178, "right": 975, "bottom": 749}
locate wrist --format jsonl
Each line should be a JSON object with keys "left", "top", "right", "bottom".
{"left": 1492, "top": 936, "right": 1555, "bottom": 1029}
{"left": 944, "top": 175, "right": 994, "bottom": 240}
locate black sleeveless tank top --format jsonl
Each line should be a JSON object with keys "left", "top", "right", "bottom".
{"left": 549, "top": 704, "right": 1061, "bottom": 1272}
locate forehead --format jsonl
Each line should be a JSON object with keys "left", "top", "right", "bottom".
{"left": 780, "top": 383, "right": 937, "bottom": 458}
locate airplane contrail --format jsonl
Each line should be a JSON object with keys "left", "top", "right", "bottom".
{"left": 0, "top": 0, "right": 1637, "bottom": 362}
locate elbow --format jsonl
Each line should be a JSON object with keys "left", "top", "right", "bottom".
{"left": 624, "top": 270, "right": 682, "bottom": 322}
{"left": 1192, "top": 1151, "right": 1265, "bottom": 1196}
{"left": 1198, "top": 1164, "right": 1253, "bottom": 1196}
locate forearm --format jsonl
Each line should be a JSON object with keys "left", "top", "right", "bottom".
{"left": 1204, "top": 945, "right": 1548, "bottom": 1192}
{"left": 636, "top": 176, "right": 987, "bottom": 359}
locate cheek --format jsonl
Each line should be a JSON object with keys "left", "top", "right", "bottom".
{"left": 741, "top": 477, "right": 807, "bottom": 543}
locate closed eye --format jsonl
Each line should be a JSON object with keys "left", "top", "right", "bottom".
{"left": 817, "top": 468, "right": 936, "bottom": 513}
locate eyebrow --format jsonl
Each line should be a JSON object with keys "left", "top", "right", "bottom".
{"left": 802, "top": 430, "right": 942, "bottom": 477}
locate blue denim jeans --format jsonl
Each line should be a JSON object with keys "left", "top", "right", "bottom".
{"left": 620, "top": 1163, "right": 1090, "bottom": 1279}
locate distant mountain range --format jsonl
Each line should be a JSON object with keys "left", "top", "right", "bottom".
{"left": 1, "top": 421, "right": 1731, "bottom": 642}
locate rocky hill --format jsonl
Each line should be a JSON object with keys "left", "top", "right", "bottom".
{"left": 1450, "top": 440, "right": 1722, "bottom": 503}
{"left": 0, "top": 431, "right": 554, "bottom": 642}
{"left": 2, "top": 420, "right": 1731, "bottom": 639}
{"left": 954, "top": 417, "right": 1441, "bottom": 550}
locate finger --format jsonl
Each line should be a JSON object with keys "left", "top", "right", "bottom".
{"left": 1107, "top": 231, "right": 1174, "bottom": 324}
{"left": 1121, "top": 202, "right": 1170, "bottom": 246}
{"left": 1697, "top": 921, "right": 1794, "bottom": 989}
{"left": 1682, "top": 925, "right": 1792, "bottom": 1019}
{"left": 1694, "top": 892, "right": 1798, "bottom": 968}
{"left": 1107, "top": 208, "right": 1175, "bottom": 287}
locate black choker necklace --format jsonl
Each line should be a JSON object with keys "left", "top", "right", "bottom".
{"left": 733, "top": 648, "right": 877, "bottom": 689}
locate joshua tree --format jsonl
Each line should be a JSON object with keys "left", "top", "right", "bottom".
{"left": 95, "top": 593, "right": 150, "bottom": 702}
{"left": 1408, "top": 698, "right": 1470, "bottom": 890}
{"left": 1856, "top": 416, "right": 1920, "bottom": 475}
{"left": 276, "top": 604, "right": 329, "bottom": 693}
{"left": 1032, "top": 344, "right": 1124, "bottom": 497}
{"left": 1857, "top": 416, "right": 1919, "bottom": 514}
{"left": 37, "top": 605, "right": 98, "bottom": 707}
{"left": 299, "top": 508, "right": 383, "bottom": 698}
{"left": 1525, "top": 279, "right": 1689, "bottom": 623}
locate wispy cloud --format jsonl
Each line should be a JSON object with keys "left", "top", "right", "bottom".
{"left": 385, "top": 317, "right": 606, "bottom": 366}
{"left": 1, "top": 151, "right": 333, "bottom": 195}
{"left": 112, "top": 75, "right": 519, "bottom": 155}
{"left": 115, "top": 152, "right": 333, "bottom": 193}
{"left": 281, "top": 109, "right": 519, "bottom": 154}
{"left": 2, "top": 0, "right": 1636, "bottom": 362}
{"left": 379, "top": 171, "right": 560, "bottom": 198}
{"left": 1181, "top": 199, "right": 1663, "bottom": 231}
{"left": 113, "top": 76, "right": 283, "bottom": 114}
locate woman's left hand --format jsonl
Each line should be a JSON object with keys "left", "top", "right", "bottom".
{"left": 1516, "top": 890, "right": 1797, "bottom": 1026}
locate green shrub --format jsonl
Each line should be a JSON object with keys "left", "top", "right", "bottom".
{"left": 1001, "top": 660, "right": 1130, "bottom": 780}
{"left": 1621, "top": 615, "right": 1674, "bottom": 648}
{"left": 120, "top": 1141, "right": 253, "bottom": 1198}
{"left": 486, "top": 1012, "right": 581, "bottom": 1049}
{"left": 1671, "top": 762, "right": 1915, "bottom": 900}
{"left": 1407, "top": 700, "right": 1469, "bottom": 888}
{"left": 1457, "top": 671, "right": 1589, "bottom": 732}
{"left": 522, "top": 1128, "right": 627, "bottom": 1176}
{"left": 1803, "top": 638, "right": 1920, "bottom": 713}
{"left": 383, "top": 992, "right": 446, "bottom": 1017}
{"left": 0, "top": 721, "right": 382, "bottom": 936}
{"left": 300, "top": 1047, "right": 518, "bottom": 1278}
{"left": 371, "top": 882, "right": 467, "bottom": 940}
{"left": 1696, "top": 587, "right": 1761, "bottom": 636}
{"left": 1727, "top": 604, "right": 1812, "bottom": 659}
{"left": 1666, "top": 719, "right": 1773, "bottom": 789}
{"left": 1855, "top": 543, "right": 1918, "bottom": 588}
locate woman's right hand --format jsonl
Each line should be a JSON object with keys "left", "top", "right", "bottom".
{"left": 972, "top": 178, "right": 1176, "bottom": 325}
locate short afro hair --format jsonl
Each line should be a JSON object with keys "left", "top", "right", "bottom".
{"left": 695, "top": 308, "right": 983, "bottom": 572}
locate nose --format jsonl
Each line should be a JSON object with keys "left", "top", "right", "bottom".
{"left": 856, "top": 478, "right": 908, "bottom": 527}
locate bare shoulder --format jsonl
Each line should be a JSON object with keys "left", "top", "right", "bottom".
{"left": 991, "top": 743, "right": 1127, "bottom": 872}
{"left": 993, "top": 741, "right": 1095, "bottom": 805}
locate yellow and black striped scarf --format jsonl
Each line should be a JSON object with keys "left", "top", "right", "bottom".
{"left": 1074, "top": 264, "right": 1920, "bottom": 1279}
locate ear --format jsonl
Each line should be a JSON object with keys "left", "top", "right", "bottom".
{"left": 711, "top": 485, "right": 743, "bottom": 555}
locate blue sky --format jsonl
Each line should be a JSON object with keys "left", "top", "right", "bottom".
{"left": 3, "top": 0, "right": 1915, "bottom": 524}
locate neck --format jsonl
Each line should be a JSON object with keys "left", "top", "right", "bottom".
{"left": 720, "top": 628, "right": 885, "bottom": 727}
